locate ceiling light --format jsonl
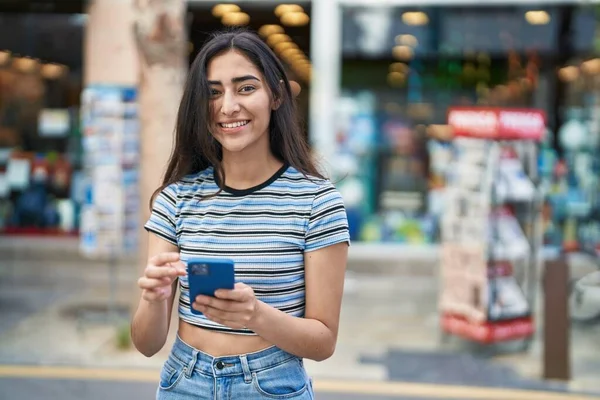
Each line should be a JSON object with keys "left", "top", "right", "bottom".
{"left": 392, "top": 45, "right": 413, "bottom": 61}
{"left": 525, "top": 10, "right": 550, "bottom": 25}
{"left": 558, "top": 66, "right": 579, "bottom": 82}
{"left": 212, "top": 4, "right": 241, "bottom": 18}
{"left": 389, "top": 62, "right": 409, "bottom": 73}
{"left": 288, "top": 54, "right": 308, "bottom": 64}
{"left": 281, "top": 12, "right": 310, "bottom": 27}
{"left": 388, "top": 71, "right": 405, "bottom": 86}
{"left": 267, "top": 33, "right": 291, "bottom": 47}
{"left": 258, "top": 24, "right": 284, "bottom": 38}
{"left": 41, "top": 63, "right": 67, "bottom": 80}
{"left": 402, "top": 12, "right": 429, "bottom": 26}
{"left": 273, "top": 41, "right": 298, "bottom": 53}
{"left": 13, "top": 57, "right": 39, "bottom": 73}
{"left": 395, "top": 34, "right": 418, "bottom": 47}
{"left": 274, "top": 4, "right": 303, "bottom": 18}
{"left": 222, "top": 12, "right": 250, "bottom": 26}
{"left": 582, "top": 58, "right": 600, "bottom": 75}
{"left": 0, "top": 50, "right": 11, "bottom": 65}
{"left": 280, "top": 47, "right": 303, "bottom": 58}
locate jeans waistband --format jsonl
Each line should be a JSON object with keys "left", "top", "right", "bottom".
{"left": 169, "top": 334, "right": 299, "bottom": 378}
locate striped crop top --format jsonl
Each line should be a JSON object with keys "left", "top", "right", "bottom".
{"left": 144, "top": 164, "right": 350, "bottom": 335}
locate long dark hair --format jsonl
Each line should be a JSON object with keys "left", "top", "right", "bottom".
{"left": 151, "top": 28, "right": 323, "bottom": 207}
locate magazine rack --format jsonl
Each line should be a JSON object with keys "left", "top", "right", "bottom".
{"left": 439, "top": 107, "right": 546, "bottom": 347}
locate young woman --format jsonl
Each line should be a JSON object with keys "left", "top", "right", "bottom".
{"left": 131, "top": 29, "right": 350, "bottom": 399}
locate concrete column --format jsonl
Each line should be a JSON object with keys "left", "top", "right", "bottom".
{"left": 84, "top": 0, "right": 138, "bottom": 86}
{"left": 309, "top": 0, "right": 342, "bottom": 176}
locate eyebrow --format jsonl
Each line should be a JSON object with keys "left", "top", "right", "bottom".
{"left": 208, "top": 75, "right": 260, "bottom": 85}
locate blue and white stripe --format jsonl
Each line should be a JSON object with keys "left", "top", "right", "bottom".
{"left": 145, "top": 165, "right": 350, "bottom": 335}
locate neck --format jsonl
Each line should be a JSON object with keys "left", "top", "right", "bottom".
{"left": 221, "top": 151, "right": 283, "bottom": 190}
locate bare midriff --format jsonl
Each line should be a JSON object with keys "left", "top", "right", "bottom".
{"left": 178, "top": 319, "right": 273, "bottom": 357}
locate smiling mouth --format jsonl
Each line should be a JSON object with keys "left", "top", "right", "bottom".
{"left": 219, "top": 120, "right": 250, "bottom": 129}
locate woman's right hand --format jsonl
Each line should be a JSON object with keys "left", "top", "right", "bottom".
{"left": 138, "top": 252, "right": 187, "bottom": 303}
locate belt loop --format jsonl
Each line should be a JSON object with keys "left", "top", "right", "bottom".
{"left": 186, "top": 350, "right": 199, "bottom": 378}
{"left": 239, "top": 355, "right": 252, "bottom": 383}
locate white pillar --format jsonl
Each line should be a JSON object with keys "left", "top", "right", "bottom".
{"left": 309, "top": 0, "right": 342, "bottom": 176}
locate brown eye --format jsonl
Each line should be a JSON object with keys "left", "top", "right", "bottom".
{"left": 240, "top": 86, "right": 256, "bottom": 93}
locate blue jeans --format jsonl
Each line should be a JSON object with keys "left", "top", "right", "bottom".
{"left": 157, "top": 335, "right": 314, "bottom": 399}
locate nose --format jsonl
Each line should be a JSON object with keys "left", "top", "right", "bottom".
{"left": 220, "top": 91, "right": 240, "bottom": 116}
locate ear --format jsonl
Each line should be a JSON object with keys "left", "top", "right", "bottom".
{"left": 290, "top": 81, "right": 301, "bottom": 98}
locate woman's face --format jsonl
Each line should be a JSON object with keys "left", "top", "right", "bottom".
{"left": 207, "top": 50, "right": 276, "bottom": 158}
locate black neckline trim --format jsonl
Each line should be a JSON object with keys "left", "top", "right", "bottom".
{"left": 215, "top": 163, "right": 289, "bottom": 196}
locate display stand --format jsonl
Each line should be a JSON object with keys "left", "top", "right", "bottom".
{"left": 77, "top": 85, "right": 140, "bottom": 326}
{"left": 439, "top": 107, "right": 546, "bottom": 348}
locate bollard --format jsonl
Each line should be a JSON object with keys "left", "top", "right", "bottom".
{"left": 543, "top": 257, "right": 571, "bottom": 381}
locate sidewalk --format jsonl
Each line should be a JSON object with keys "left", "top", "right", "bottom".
{"left": 1, "top": 237, "right": 599, "bottom": 397}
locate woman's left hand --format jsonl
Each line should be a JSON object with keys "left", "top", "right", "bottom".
{"left": 193, "top": 283, "right": 260, "bottom": 330}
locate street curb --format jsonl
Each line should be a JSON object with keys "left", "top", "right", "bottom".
{"left": 0, "top": 365, "right": 596, "bottom": 400}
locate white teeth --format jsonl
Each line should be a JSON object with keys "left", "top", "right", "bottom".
{"left": 221, "top": 121, "right": 249, "bottom": 129}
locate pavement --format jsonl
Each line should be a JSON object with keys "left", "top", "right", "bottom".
{"left": 1, "top": 237, "right": 600, "bottom": 399}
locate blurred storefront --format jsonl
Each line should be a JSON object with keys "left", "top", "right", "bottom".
{"left": 0, "top": 0, "right": 312, "bottom": 242}
{"left": 0, "top": 2, "right": 85, "bottom": 236}
{"left": 309, "top": 0, "right": 600, "bottom": 255}
{"left": 3, "top": 0, "right": 599, "bottom": 260}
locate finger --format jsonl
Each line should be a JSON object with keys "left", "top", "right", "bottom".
{"left": 194, "top": 296, "right": 246, "bottom": 312}
{"left": 214, "top": 284, "right": 250, "bottom": 301}
{"left": 199, "top": 308, "right": 246, "bottom": 330}
{"left": 145, "top": 265, "right": 181, "bottom": 279}
{"left": 170, "top": 261, "right": 188, "bottom": 275}
{"left": 138, "top": 276, "right": 171, "bottom": 290}
{"left": 149, "top": 252, "right": 180, "bottom": 266}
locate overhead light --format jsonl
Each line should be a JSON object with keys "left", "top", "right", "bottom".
{"left": 258, "top": 24, "right": 284, "bottom": 38}
{"left": 287, "top": 53, "right": 308, "bottom": 64}
{"left": 582, "top": 58, "right": 600, "bottom": 75}
{"left": 389, "top": 62, "right": 409, "bottom": 73}
{"left": 281, "top": 12, "right": 310, "bottom": 27}
{"left": 267, "top": 33, "right": 291, "bottom": 47}
{"left": 392, "top": 45, "right": 413, "bottom": 61}
{"left": 558, "top": 66, "right": 579, "bottom": 82}
{"left": 395, "top": 34, "right": 418, "bottom": 47}
{"left": 402, "top": 12, "right": 429, "bottom": 26}
{"left": 295, "top": 63, "right": 311, "bottom": 72}
{"left": 212, "top": 4, "right": 241, "bottom": 18}
{"left": 280, "top": 47, "right": 303, "bottom": 58}
{"left": 274, "top": 4, "right": 303, "bottom": 18}
{"left": 388, "top": 71, "right": 405, "bottom": 87}
{"left": 295, "top": 59, "right": 311, "bottom": 67}
{"left": 273, "top": 41, "right": 298, "bottom": 53}
{"left": 525, "top": 10, "right": 550, "bottom": 25}
{"left": 222, "top": 12, "right": 250, "bottom": 26}
{"left": 0, "top": 50, "right": 11, "bottom": 65}
{"left": 41, "top": 63, "right": 67, "bottom": 80}
{"left": 13, "top": 57, "right": 39, "bottom": 73}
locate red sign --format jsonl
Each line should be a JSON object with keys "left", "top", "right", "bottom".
{"left": 448, "top": 107, "right": 546, "bottom": 141}
{"left": 441, "top": 313, "right": 535, "bottom": 343}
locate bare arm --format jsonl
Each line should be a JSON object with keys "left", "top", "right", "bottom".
{"left": 131, "top": 234, "right": 185, "bottom": 357}
{"left": 198, "top": 242, "right": 348, "bottom": 361}
{"left": 249, "top": 242, "right": 348, "bottom": 361}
